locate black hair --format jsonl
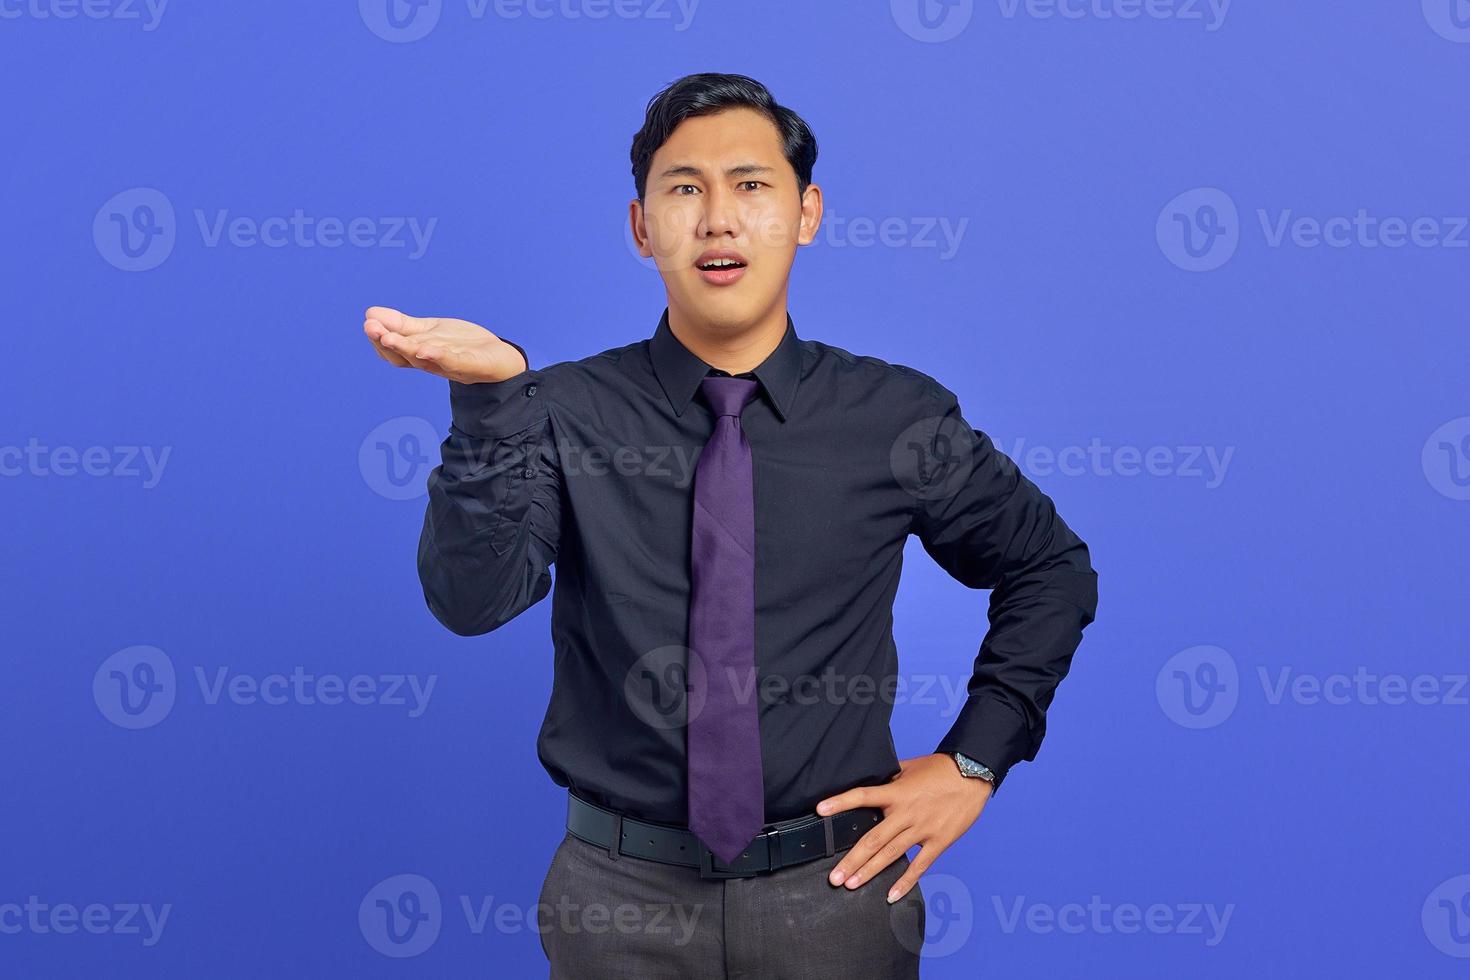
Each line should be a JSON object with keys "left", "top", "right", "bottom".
{"left": 630, "top": 72, "right": 818, "bottom": 203}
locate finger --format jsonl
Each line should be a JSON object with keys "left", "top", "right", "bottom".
{"left": 828, "top": 812, "right": 910, "bottom": 887}
{"left": 364, "top": 320, "right": 410, "bottom": 366}
{"left": 816, "top": 783, "right": 886, "bottom": 817}
{"left": 886, "top": 843, "right": 939, "bottom": 904}
{"left": 377, "top": 329, "right": 423, "bottom": 359}
{"left": 365, "top": 305, "right": 437, "bottom": 336}
{"left": 844, "top": 826, "right": 922, "bottom": 892}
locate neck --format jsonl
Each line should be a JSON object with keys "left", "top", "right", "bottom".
{"left": 667, "top": 300, "right": 787, "bottom": 375}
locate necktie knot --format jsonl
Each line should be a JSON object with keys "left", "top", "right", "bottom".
{"left": 698, "top": 375, "right": 759, "bottom": 419}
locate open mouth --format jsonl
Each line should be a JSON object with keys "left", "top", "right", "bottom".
{"left": 696, "top": 258, "right": 747, "bottom": 272}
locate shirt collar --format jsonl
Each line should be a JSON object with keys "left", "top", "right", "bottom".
{"left": 648, "top": 307, "right": 801, "bottom": 423}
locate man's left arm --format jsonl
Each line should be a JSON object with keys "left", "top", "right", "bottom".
{"left": 816, "top": 382, "right": 1099, "bottom": 901}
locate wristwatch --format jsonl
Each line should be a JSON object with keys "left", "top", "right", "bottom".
{"left": 949, "top": 752, "right": 997, "bottom": 783}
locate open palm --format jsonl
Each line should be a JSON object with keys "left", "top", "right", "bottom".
{"left": 363, "top": 306, "right": 526, "bottom": 383}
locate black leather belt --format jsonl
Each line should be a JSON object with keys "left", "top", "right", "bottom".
{"left": 566, "top": 791, "right": 884, "bottom": 880}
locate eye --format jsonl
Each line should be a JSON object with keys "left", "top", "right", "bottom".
{"left": 739, "top": 181, "right": 764, "bottom": 191}
{"left": 674, "top": 184, "right": 700, "bottom": 195}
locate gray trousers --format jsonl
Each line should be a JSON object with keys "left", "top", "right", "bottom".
{"left": 536, "top": 829, "right": 926, "bottom": 978}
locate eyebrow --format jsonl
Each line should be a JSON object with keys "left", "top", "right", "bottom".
{"left": 656, "top": 163, "right": 776, "bottom": 181}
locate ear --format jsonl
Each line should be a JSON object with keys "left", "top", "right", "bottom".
{"left": 797, "top": 182, "right": 823, "bottom": 247}
{"left": 628, "top": 198, "right": 651, "bottom": 257}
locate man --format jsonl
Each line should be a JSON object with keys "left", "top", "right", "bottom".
{"left": 363, "top": 72, "right": 1097, "bottom": 978}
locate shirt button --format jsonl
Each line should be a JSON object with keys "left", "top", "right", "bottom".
{"left": 521, "top": 466, "right": 535, "bottom": 479}
{"left": 525, "top": 384, "right": 538, "bottom": 397}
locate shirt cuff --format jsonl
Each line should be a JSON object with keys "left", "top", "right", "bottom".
{"left": 934, "top": 692, "right": 1034, "bottom": 791}
{"left": 447, "top": 336, "right": 544, "bottom": 439}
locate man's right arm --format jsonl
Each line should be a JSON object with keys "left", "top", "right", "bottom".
{"left": 417, "top": 338, "right": 564, "bottom": 636}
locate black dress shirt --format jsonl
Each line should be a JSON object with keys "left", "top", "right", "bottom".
{"left": 418, "top": 308, "right": 1098, "bottom": 825}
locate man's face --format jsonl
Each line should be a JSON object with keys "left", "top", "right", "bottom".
{"left": 631, "top": 107, "right": 821, "bottom": 330}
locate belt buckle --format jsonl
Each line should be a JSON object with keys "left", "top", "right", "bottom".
{"left": 696, "top": 836, "right": 765, "bottom": 879}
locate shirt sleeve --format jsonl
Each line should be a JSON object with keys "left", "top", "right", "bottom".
{"left": 416, "top": 337, "right": 563, "bottom": 636}
{"left": 908, "top": 383, "right": 1099, "bottom": 791}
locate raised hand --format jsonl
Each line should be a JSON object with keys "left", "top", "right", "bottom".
{"left": 363, "top": 306, "right": 527, "bottom": 384}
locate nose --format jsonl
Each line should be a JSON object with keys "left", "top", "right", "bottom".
{"left": 698, "top": 182, "right": 740, "bottom": 239}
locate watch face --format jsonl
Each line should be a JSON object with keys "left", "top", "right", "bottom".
{"left": 954, "top": 754, "right": 995, "bottom": 780}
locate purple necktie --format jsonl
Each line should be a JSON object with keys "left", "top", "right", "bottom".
{"left": 687, "top": 375, "right": 765, "bottom": 865}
